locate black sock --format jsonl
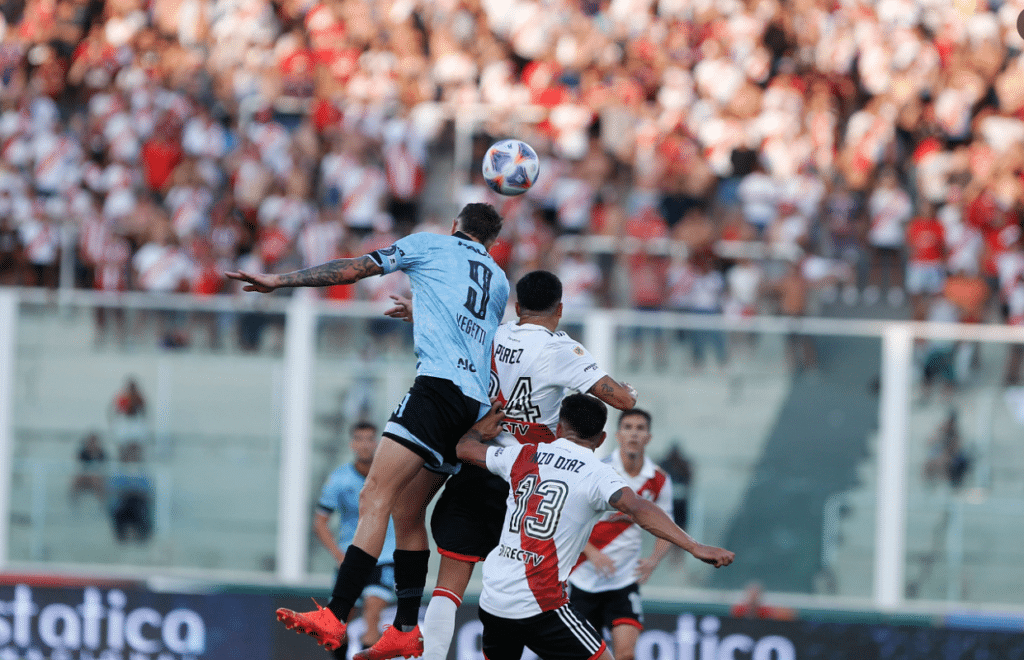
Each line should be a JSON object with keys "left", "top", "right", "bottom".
{"left": 327, "top": 545, "right": 377, "bottom": 619}
{"left": 392, "top": 549, "right": 430, "bottom": 630}
{"left": 330, "top": 642, "right": 348, "bottom": 660}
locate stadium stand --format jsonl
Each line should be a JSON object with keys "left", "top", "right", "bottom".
{"left": 3, "top": 0, "right": 1024, "bottom": 612}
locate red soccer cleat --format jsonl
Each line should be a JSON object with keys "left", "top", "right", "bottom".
{"left": 352, "top": 625, "right": 424, "bottom": 660}
{"left": 275, "top": 601, "right": 348, "bottom": 651}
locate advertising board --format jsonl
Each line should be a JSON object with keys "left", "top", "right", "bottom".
{"left": 0, "top": 583, "right": 1020, "bottom": 660}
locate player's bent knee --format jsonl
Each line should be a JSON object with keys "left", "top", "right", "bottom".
{"left": 357, "top": 487, "right": 395, "bottom": 526}
{"left": 390, "top": 513, "right": 428, "bottom": 543}
{"left": 360, "top": 473, "right": 402, "bottom": 504}
{"left": 390, "top": 497, "right": 425, "bottom": 525}
{"left": 390, "top": 499, "right": 430, "bottom": 538}
{"left": 391, "top": 469, "right": 446, "bottom": 533}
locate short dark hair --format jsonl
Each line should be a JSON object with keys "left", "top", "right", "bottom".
{"left": 559, "top": 394, "right": 607, "bottom": 440}
{"left": 618, "top": 408, "right": 651, "bottom": 430}
{"left": 516, "top": 270, "right": 562, "bottom": 314}
{"left": 457, "top": 203, "right": 503, "bottom": 244}
{"left": 350, "top": 421, "right": 378, "bottom": 436}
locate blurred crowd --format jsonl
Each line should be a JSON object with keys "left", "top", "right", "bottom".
{"left": 0, "top": 0, "right": 1023, "bottom": 354}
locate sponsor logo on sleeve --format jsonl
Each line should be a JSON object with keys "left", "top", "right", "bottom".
{"left": 376, "top": 245, "right": 400, "bottom": 269}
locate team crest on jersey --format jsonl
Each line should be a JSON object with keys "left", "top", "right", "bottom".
{"left": 573, "top": 345, "right": 584, "bottom": 356}
{"left": 373, "top": 245, "right": 401, "bottom": 269}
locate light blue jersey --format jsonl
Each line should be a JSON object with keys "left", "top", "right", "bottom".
{"left": 317, "top": 463, "right": 396, "bottom": 564}
{"left": 370, "top": 232, "right": 510, "bottom": 404}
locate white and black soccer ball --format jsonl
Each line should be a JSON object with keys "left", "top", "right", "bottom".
{"left": 482, "top": 139, "right": 540, "bottom": 196}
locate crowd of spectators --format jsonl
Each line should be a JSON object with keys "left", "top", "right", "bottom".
{"left": 0, "top": 0, "right": 1022, "bottom": 362}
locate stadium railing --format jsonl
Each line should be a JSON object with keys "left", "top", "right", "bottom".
{"left": 0, "top": 287, "right": 1022, "bottom": 612}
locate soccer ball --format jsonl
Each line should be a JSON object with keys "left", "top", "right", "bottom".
{"left": 482, "top": 139, "right": 540, "bottom": 196}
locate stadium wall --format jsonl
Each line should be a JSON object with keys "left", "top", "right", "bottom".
{"left": 4, "top": 290, "right": 1024, "bottom": 609}
{"left": 0, "top": 577, "right": 1021, "bottom": 660}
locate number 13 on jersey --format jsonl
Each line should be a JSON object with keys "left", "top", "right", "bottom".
{"left": 509, "top": 474, "right": 569, "bottom": 540}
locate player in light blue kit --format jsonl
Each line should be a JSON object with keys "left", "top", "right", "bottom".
{"left": 314, "top": 421, "right": 397, "bottom": 658}
{"left": 227, "top": 203, "right": 509, "bottom": 658}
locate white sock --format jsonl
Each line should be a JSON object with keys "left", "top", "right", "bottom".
{"left": 422, "top": 588, "right": 461, "bottom": 660}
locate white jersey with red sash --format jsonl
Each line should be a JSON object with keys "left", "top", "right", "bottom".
{"left": 997, "top": 250, "right": 1024, "bottom": 303}
{"left": 480, "top": 439, "right": 628, "bottom": 618}
{"left": 384, "top": 141, "right": 425, "bottom": 200}
{"left": 94, "top": 235, "right": 130, "bottom": 292}
{"left": 1007, "top": 280, "right": 1024, "bottom": 326}
{"left": 133, "top": 242, "right": 189, "bottom": 292}
{"left": 489, "top": 322, "right": 607, "bottom": 446}
{"left": 19, "top": 217, "right": 59, "bottom": 265}
{"left": 568, "top": 452, "right": 673, "bottom": 593}
{"left": 550, "top": 176, "right": 594, "bottom": 233}
{"left": 298, "top": 218, "right": 344, "bottom": 268}
{"left": 341, "top": 165, "right": 387, "bottom": 230}
{"left": 79, "top": 213, "right": 112, "bottom": 266}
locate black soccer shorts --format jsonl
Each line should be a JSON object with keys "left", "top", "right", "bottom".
{"left": 480, "top": 605, "right": 607, "bottom": 660}
{"left": 431, "top": 463, "right": 509, "bottom": 561}
{"left": 383, "top": 376, "right": 488, "bottom": 474}
{"left": 568, "top": 583, "right": 644, "bottom": 632}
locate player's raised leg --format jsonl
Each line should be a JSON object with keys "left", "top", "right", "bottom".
{"left": 353, "top": 463, "right": 447, "bottom": 660}
{"left": 247, "top": 205, "right": 509, "bottom": 652}
{"left": 388, "top": 465, "right": 447, "bottom": 553}
{"left": 276, "top": 437, "right": 425, "bottom": 650}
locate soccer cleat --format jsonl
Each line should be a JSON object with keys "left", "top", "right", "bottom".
{"left": 352, "top": 624, "right": 423, "bottom": 660}
{"left": 275, "top": 601, "right": 347, "bottom": 650}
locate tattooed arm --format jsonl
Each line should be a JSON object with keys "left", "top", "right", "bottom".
{"left": 226, "top": 255, "right": 383, "bottom": 292}
{"left": 587, "top": 375, "right": 638, "bottom": 411}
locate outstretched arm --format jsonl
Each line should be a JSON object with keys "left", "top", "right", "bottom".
{"left": 456, "top": 403, "right": 506, "bottom": 469}
{"left": 609, "top": 487, "right": 734, "bottom": 568}
{"left": 588, "top": 375, "right": 638, "bottom": 411}
{"left": 226, "top": 255, "right": 384, "bottom": 293}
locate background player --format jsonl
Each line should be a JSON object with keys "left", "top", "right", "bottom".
{"left": 226, "top": 202, "right": 509, "bottom": 653}
{"left": 568, "top": 409, "right": 672, "bottom": 660}
{"left": 313, "top": 422, "right": 397, "bottom": 659}
{"left": 456, "top": 394, "right": 734, "bottom": 660}
{"left": 377, "top": 270, "right": 639, "bottom": 660}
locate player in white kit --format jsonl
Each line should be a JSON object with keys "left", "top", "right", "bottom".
{"left": 568, "top": 409, "right": 672, "bottom": 660}
{"left": 457, "top": 394, "right": 734, "bottom": 660}
{"left": 378, "top": 270, "right": 638, "bottom": 660}
{"left": 487, "top": 270, "right": 638, "bottom": 442}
